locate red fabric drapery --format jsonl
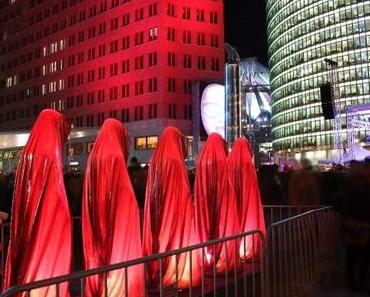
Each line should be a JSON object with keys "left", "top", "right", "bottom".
{"left": 228, "top": 138, "right": 266, "bottom": 259}
{"left": 194, "top": 133, "right": 239, "bottom": 272}
{"left": 142, "top": 127, "right": 200, "bottom": 287}
{"left": 3, "top": 109, "right": 72, "bottom": 297}
{"left": 82, "top": 119, "right": 143, "bottom": 297}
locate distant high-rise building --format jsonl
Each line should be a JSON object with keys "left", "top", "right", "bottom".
{"left": 267, "top": 1, "right": 370, "bottom": 162}
{"left": 0, "top": 0, "right": 224, "bottom": 161}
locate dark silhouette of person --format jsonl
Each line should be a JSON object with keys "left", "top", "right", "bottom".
{"left": 343, "top": 161, "right": 370, "bottom": 291}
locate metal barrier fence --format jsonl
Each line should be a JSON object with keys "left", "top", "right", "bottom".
{"left": 265, "top": 206, "right": 339, "bottom": 297}
{"left": 1, "top": 229, "right": 265, "bottom": 297}
{"left": 0, "top": 206, "right": 313, "bottom": 277}
{"left": 0, "top": 206, "right": 339, "bottom": 297}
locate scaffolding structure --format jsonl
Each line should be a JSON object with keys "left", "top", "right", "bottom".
{"left": 325, "top": 59, "right": 343, "bottom": 164}
{"left": 346, "top": 104, "right": 370, "bottom": 160}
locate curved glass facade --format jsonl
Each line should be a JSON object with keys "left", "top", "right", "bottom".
{"left": 267, "top": 0, "right": 370, "bottom": 155}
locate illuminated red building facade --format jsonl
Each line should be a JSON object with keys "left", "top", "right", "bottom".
{"left": 0, "top": 0, "right": 224, "bottom": 160}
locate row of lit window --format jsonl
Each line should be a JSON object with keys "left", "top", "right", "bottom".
{"left": 273, "top": 71, "right": 370, "bottom": 113}
{"left": 272, "top": 132, "right": 338, "bottom": 151}
{"left": 271, "top": 46, "right": 370, "bottom": 102}
{"left": 271, "top": 45, "right": 370, "bottom": 91}
{"left": 269, "top": 6, "right": 369, "bottom": 59}
{"left": 268, "top": 0, "right": 366, "bottom": 44}
{"left": 273, "top": 129, "right": 370, "bottom": 151}
{"left": 273, "top": 71, "right": 370, "bottom": 104}
{"left": 269, "top": 17, "right": 369, "bottom": 69}
{"left": 273, "top": 93, "right": 370, "bottom": 135}
{"left": 267, "top": 0, "right": 361, "bottom": 31}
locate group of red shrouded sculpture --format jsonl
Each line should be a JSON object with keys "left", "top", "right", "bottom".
{"left": 3, "top": 110, "right": 265, "bottom": 297}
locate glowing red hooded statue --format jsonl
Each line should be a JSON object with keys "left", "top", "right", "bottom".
{"left": 3, "top": 109, "right": 72, "bottom": 297}
{"left": 228, "top": 138, "right": 266, "bottom": 259}
{"left": 82, "top": 119, "right": 143, "bottom": 297}
{"left": 142, "top": 127, "right": 200, "bottom": 288}
{"left": 194, "top": 133, "right": 239, "bottom": 272}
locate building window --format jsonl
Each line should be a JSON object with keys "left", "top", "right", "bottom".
{"left": 135, "top": 56, "right": 144, "bottom": 70}
{"left": 77, "top": 73, "right": 84, "bottom": 85}
{"left": 183, "top": 31, "right": 191, "bottom": 44}
{"left": 122, "top": 83, "right": 130, "bottom": 98}
{"left": 121, "top": 108, "right": 130, "bottom": 122}
{"left": 97, "top": 112, "right": 105, "bottom": 126}
{"left": 148, "top": 103, "right": 157, "bottom": 119}
{"left": 109, "top": 110, "right": 118, "bottom": 119}
{"left": 196, "top": 9, "right": 205, "bottom": 22}
{"left": 183, "top": 79, "right": 192, "bottom": 94}
{"left": 135, "top": 8, "right": 144, "bottom": 21}
{"left": 183, "top": 55, "right": 192, "bottom": 68}
{"left": 149, "top": 77, "right": 158, "bottom": 92}
{"left": 109, "top": 86, "right": 118, "bottom": 100}
{"left": 149, "top": 27, "right": 158, "bottom": 41}
{"left": 197, "top": 56, "right": 206, "bottom": 70}
{"left": 86, "top": 114, "right": 94, "bottom": 127}
{"left": 135, "top": 136, "right": 158, "bottom": 150}
{"left": 76, "top": 94, "right": 83, "bottom": 107}
{"left": 168, "top": 78, "right": 176, "bottom": 92}
{"left": 184, "top": 104, "right": 192, "bottom": 119}
{"left": 135, "top": 81, "right": 144, "bottom": 95}
{"left": 135, "top": 31, "right": 144, "bottom": 45}
{"left": 99, "top": 44, "right": 106, "bottom": 57}
{"left": 148, "top": 52, "right": 158, "bottom": 66}
{"left": 167, "top": 3, "right": 175, "bottom": 16}
{"left": 168, "top": 52, "right": 176, "bottom": 66}
{"left": 122, "top": 13, "right": 130, "bottom": 26}
{"left": 87, "top": 70, "right": 95, "bottom": 82}
{"left": 168, "top": 103, "right": 176, "bottom": 118}
{"left": 210, "top": 11, "right": 218, "bottom": 24}
{"left": 99, "top": 22, "right": 106, "bottom": 35}
{"left": 67, "top": 96, "right": 74, "bottom": 109}
{"left": 110, "top": 17, "right": 119, "bottom": 30}
{"left": 197, "top": 33, "right": 205, "bottom": 46}
{"left": 122, "top": 36, "right": 130, "bottom": 49}
{"left": 98, "top": 66, "right": 105, "bottom": 79}
{"left": 211, "top": 58, "right": 220, "bottom": 71}
{"left": 98, "top": 89, "right": 105, "bottom": 103}
{"left": 148, "top": 3, "right": 157, "bottom": 16}
{"left": 134, "top": 106, "right": 144, "bottom": 121}
{"left": 110, "top": 40, "right": 119, "bottom": 53}
{"left": 182, "top": 7, "right": 190, "bottom": 20}
{"left": 87, "top": 92, "right": 95, "bottom": 105}
{"left": 135, "top": 137, "right": 147, "bottom": 150}
{"left": 122, "top": 59, "right": 130, "bottom": 73}
{"left": 110, "top": 63, "right": 118, "bottom": 76}
{"left": 210, "top": 34, "right": 219, "bottom": 47}
{"left": 167, "top": 28, "right": 175, "bottom": 41}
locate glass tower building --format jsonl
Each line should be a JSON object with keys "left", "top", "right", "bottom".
{"left": 267, "top": 0, "right": 370, "bottom": 161}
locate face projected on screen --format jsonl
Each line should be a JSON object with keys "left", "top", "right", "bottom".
{"left": 200, "top": 84, "right": 225, "bottom": 139}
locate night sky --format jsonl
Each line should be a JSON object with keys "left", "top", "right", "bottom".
{"left": 224, "top": 1, "right": 268, "bottom": 66}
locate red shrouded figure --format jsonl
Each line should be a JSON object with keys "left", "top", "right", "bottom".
{"left": 82, "top": 119, "right": 143, "bottom": 297}
{"left": 142, "top": 127, "right": 200, "bottom": 288}
{"left": 228, "top": 138, "right": 266, "bottom": 259}
{"left": 3, "top": 109, "right": 72, "bottom": 297}
{"left": 194, "top": 133, "right": 240, "bottom": 272}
